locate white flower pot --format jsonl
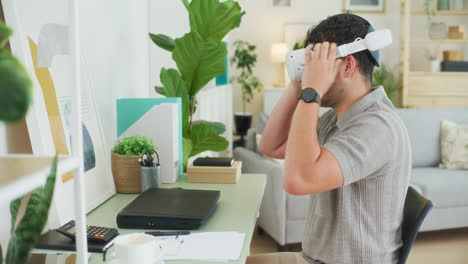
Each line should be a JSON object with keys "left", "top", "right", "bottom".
{"left": 430, "top": 60, "right": 441, "bottom": 72}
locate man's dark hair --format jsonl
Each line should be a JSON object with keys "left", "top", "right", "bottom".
{"left": 305, "top": 13, "right": 376, "bottom": 83}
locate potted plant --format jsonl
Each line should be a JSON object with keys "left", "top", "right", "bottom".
{"left": 372, "top": 64, "right": 400, "bottom": 104}
{"left": 230, "top": 40, "right": 263, "bottom": 146}
{"left": 111, "top": 135, "right": 156, "bottom": 193}
{"left": 149, "top": 0, "right": 243, "bottom": 168}
{"left": 425, "top": 47, "right": 441, "bottom": 72}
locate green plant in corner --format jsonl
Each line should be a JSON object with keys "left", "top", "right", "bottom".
{"left": 372, "top": 64, "right": 400, "bottom": 104}
{"left": 149, "top": 0, "right": 244, "bottom": 168}
{"left": 5, "top": 156, "right": 58, "bottom": 264}
{"left": 230, "top": 40, "right": 263, "bottom": 113}
{"left": 113, "top": 135, "right": 157, "bottom": 156}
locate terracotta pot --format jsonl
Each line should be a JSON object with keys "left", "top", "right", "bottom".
{"left": 111, "top": 152, "right": 141, "bottom": 193}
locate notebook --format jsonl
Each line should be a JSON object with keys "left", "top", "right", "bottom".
{"left": 35, "top": 229, "right": 114, "bottom": 253}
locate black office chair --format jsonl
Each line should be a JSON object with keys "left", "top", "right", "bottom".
{"left": 398, "top": 186, "right": 434, "bottom": 264}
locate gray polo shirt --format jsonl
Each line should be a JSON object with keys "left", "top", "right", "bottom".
{"left": 302, "top": 86, "right": 412, "bottom": 264}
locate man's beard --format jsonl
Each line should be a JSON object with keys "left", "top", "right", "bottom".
{"left": 321, "top": 83, "right": 344, "bottom": 108}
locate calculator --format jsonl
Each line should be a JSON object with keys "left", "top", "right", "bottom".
{"left": 56, "top": 220, "right": 119, "bottom": 243}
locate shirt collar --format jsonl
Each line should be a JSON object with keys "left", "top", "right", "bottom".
{"left": 335, "top": 86, "right": 386, "bottom": 129}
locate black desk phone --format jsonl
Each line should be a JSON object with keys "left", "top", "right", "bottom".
{"left": 56, "top": 220, "right": 119, "bottom": 244}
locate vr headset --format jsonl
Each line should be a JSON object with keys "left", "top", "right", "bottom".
{"left": 286, "top": 28, "right": 393, "bottom": 82}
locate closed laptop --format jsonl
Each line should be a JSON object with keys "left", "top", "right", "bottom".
{"left": 117, "top": 188, "right": 220, "bottom": 230}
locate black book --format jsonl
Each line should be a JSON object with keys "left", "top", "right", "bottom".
{"left": 193, "top": 157, "right": 234, "bottom": 167}
{"left": 35, "top": 229, "right": 113, "bottom": 253}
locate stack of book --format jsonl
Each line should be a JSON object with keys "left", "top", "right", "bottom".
{"left": 187, "top": 157, "right": 242, "bottom": 184}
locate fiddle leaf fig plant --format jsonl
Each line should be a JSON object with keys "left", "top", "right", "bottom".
{"left": 149, "top": 0, "right": 244, "bottom": 168}
{"left": 0, "top": 22, "right": 32, "bottom": 123}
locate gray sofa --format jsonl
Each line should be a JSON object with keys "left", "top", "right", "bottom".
{"left": 234, "top": 108, "right": 468, "bottom": 247}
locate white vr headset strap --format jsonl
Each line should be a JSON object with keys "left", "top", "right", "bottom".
{"left": 336, "top": 38, "right": 367, "bottom": 58}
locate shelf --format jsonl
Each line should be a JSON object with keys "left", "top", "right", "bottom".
{"left": 0, "top": 155, "right": 80, "bottom": 202}
{"left": 411, "top": 10, "right": 468, "bottom": 15}
{"left": 411, "top": 39, "right": 468, "bottom": 44}
{"left": 410, "top": 71, "right": 468, "bottom": 77}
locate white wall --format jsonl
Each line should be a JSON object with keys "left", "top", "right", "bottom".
{"left": 229, "top": 0, "right": 401, "bottom": 124}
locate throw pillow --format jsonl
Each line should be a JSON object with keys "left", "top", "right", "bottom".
{"left": 439, "top": 120, "right": 468, "bottom": 169}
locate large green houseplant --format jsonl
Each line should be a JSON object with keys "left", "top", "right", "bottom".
{"left": 0, "top": 22, "right": 58, "bottom": 264}
{"left": 149, "top": 0, "right": 244, "bottom": 168}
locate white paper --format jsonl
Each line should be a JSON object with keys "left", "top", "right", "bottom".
{"left": 158, "top": 232, "right": 245, "bottom": 261}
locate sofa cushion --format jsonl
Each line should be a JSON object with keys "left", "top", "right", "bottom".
{"left": 439, "top": 120, "right": 468, "bottom": 169}
{"left": 256, "top": 112, "right": 269, "bottom": 135}
{"left": 397, "top": 108, "right": 468, "bottom": 167}
{"left": 410, "top": 167, "right": 468, "bottom": 208}
{"left": 287, "top": 194, "right": 310, "bottom": 220}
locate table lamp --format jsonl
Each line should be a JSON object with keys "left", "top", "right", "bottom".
{"left": 270, "top": 42, "right": 289, "bottom": 87}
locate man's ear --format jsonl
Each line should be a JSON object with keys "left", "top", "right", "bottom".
{"left": 342, "top": 55, "right": 358, "bottom": 78}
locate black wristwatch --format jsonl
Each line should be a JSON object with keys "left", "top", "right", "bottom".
{"left": 299, "top": 88, "right": 320, "bottom": 103}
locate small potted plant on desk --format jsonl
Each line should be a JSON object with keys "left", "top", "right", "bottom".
{"left": 111, "top": 135, "right": 156, "bottom": 193}
{"left": 231, "top": 40, "right": 263, "bottom": 148}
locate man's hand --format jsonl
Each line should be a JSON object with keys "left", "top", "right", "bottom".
{"left": 301, "top": 42, "right": 342, "bottom": 96}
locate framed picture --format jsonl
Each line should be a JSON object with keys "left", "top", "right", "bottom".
{"left": 343, "top": 0, "right": 385, "bottom": 13}
{"left": 271, "top": 0, "right": 291, "bottom": 7}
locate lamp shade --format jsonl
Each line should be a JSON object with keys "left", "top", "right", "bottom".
{"left": 270, "top": 43, "right": 288, "bottom": 63}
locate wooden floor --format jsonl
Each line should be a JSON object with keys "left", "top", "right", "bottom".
{"left": 250, "top": 226, "right": 468, "bottom": 263}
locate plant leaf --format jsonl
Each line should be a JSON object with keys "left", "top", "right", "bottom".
{"left": 6, "top": 156, "right": 58, "bottom": 264}
{"left": 172, "top": 32, "right": 226, "bottom": 96}
{"left": 160, "top": 68, "right": 191, "bottom": 136}
{"left": 188, "top": 0, "right": 242, "bottom": 41}
{"left": 1, "top": 242, "right": 3, "bottom": 264}
{"left": 149, "top": 33, "right": 175, "bottom": 52}
{"left": 190, "top": 123, "right": 228, "bottom": 156}
{"left": 181, "top": 0, "right": 190, "bottom": 10}
{"left": 0, "top": 51, "right": 33, "bottom": 122}
{"left": 182, "top": 137, "right": 193, "bottom": 169}
{"left": 10, "top": 197, "right": 22, "bottom": 231}
{"left": 192, "top": 120, "right": 225, "bottom": 135}
{"left": 154, "top": 85, "right": 166, "bottom": 96}
{"left": 0, "top": 23, "right": 13, "bottom": 49}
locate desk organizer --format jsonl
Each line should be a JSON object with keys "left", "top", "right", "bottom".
{"left": 187, "top": 161, "right": 242, "bottom": 184}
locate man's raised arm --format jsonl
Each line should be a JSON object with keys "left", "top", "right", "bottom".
{"left": 258, "top": 81, "right": 301, "bottom": 159}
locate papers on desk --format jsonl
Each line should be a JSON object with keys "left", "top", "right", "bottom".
{"left": 158, "top": 232, "right": 245, "bottom": 262}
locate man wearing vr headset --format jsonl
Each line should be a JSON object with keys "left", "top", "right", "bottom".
{"left": 250, "top": 14, "right": 411, "bottom": 264}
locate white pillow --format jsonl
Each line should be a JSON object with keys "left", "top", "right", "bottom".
{"left": 439, "top": 120, "right": 468, "bottom": 170}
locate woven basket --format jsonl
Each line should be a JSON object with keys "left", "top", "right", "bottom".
{"left": 111, "top": 152, "right": 141, "bottom": 193}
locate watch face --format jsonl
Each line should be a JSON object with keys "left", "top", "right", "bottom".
{"left": 301, "top": 88, "right": 319, "bottom": 103}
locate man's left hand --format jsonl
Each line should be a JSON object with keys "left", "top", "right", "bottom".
{"left": 301, "top": 42, "right": 342, "bottom": 96}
